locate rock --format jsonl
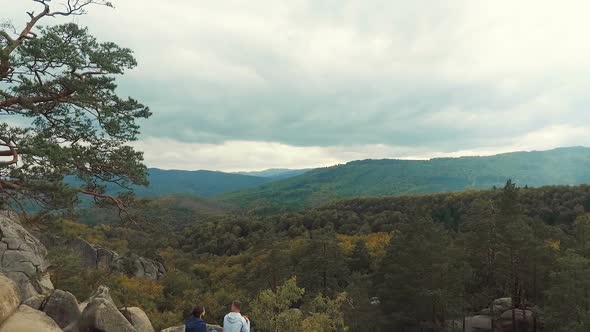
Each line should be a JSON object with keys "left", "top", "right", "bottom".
{"left": 161, "top": 326, "right": 185, "bottom": 332}
{"left": 0, "top": 211, "right": 53, "bottom": 300}
{"left": 22, "top": 294, "right": 47, "bottom": 310}
{"left": 499, "top": 309, "right": 533, "bottom": 320}
{"left": 0, "top": 304, "right": 62, "bottom": 332}
{"left": 43, "top": 290, "right": 81, "bottom": 328}
{"left": 120, "top": 307, "right": 155, "bottom": 332}
{"left": 0, "top": 274, "right": 20, "bottom": 326}
{"left": 469, "top": 315, "right": 492, "bottom": 331}
{"left": 207, "top": 324, "right": 223, "bottom": 332}
{"left": 490, "top": 298, "right": 512, "bottom": 314}
{"left": 3, "top": 272, "right": 42, "bottom": 301}
{"left": 112, "top": 252, "right": 166, "bottom": 280}
{"left": 72, "top": 285, "right": 137, "bottom": 332}
{"left": 496, "top": 309, "right": 534, "bottom": 332}
{"left": 97, "top": 247, "right": 119, "bottom": 270}
{"left": 72, "top": 238, "right": 165, "bottom": 280}
{"left": 450, "top": 315, "right": 493, "bottom": 332}
{"left": 38, "top": 273, "right": 55, "bottom": 294}
{"left": 71, "top": 238, "right": 100, "bottom": 268}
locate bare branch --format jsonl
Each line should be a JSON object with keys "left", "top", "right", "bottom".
{"left": 79, "top": 189, "right": 137, "bottom": 224}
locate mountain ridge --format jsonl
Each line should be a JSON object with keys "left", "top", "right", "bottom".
{"left": 218, "top": 146, "right": 590, "bottom": 213}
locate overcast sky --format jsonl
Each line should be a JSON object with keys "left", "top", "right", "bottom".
{"left": 5, "top": 0, "right": 590, "bottom": 171}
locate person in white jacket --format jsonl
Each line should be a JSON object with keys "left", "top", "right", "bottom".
{"left": 223, "top": 300, "right": 251, "bottom": 332}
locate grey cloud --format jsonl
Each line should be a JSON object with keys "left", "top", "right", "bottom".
{"left": 4, "top": 0, "right": 590, "bottom": 165}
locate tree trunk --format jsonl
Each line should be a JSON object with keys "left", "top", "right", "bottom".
{"left": 533, "top": 262, "right": 538, "bottom": 332}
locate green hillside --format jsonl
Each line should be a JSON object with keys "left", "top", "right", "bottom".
{"left": 134, "top": 168, "right": 277, "bottom": 197}
{"left": 67, "top": 168, "right": 276, "bottom": 199}
{"left": 219, "top": 147, "right": 590, "bottom": 213}
{"left": 235, "top": 168, "right": 310, "bottom": 179}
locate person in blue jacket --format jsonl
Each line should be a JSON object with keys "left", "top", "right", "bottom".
{"left": 185, "top": 305, "right": 209, "bottom": 332}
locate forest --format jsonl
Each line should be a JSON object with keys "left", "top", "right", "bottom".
{"left": 219, "top": 147, "right": 590, "bottom": 214}
{"left": 35, "top": 181, "right": 590, "bottom": 331}
{"left": 3, "top": 1, "right": 590, "bottom": 331}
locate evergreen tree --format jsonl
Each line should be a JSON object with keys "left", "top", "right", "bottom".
{"left": 377, "top": 218, "right": 460, "bottom": 331}
{"left": 349, "top": 240, "right": 371, "bottom": 274}
{"left": 0, "top": 0, "right": 150, "bottom": 213}
{"left": 463, "top": 198, "right": 502, "bottom": 303}
{"left": 295, "top": 231, "right": 348, "bottom": 296}
{"left": 544, "top": 253, "right": 590, "bottom": 332}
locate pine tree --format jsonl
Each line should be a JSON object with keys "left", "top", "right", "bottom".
{"left": 350, "top": 240, "right": 371, "bottom": 274}
{"left": 377, "top": 218, "right": 460, "bottom": 330}
{"left": 1, "top": 0, "right": 150, "bottom": 214}
{"left": 295, "top": 231, "right": 348, "bottom": 296}
{"left": 544, "top": 253, "right": 590, "bottom": 332}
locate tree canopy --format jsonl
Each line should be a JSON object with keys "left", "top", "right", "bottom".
{"left": 0, "top": 0, "right": 150, "bottom": 214}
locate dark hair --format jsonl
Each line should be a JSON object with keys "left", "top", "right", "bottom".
{"left": 192, "top": 305, "right": 204, "bottom": 317}
{"left": 231, "top": 300, "right": 242, "bottom": 310}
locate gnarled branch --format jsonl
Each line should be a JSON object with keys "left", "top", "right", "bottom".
{"left": 0, "top": 138, "right": 18, "bottom": 166}
{"left": 79, "top": 189, "right": 136, "bottom": 224}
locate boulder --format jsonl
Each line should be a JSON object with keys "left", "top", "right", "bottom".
{"left": 0, "top": 274, "right": 20, "bottom": 326}
{"left": 161, "top": 326, "right": 185, "bottom": 332}
{"left": 97, "top": 247, "right": 119, "bottom": 270}
{"left": 71, "top": 238, "right": 101, "bottom": 268}
{"left": 112, "top": 253, "right": 166, "bottom": 280}
{"left": 0, "top": 304, "right": 62, "bottom": 332}
{"left": 72, "top": 286, "right": 137, "bottom": 332}
{"left": 496, "top": 309, "right": 534, "bottom": 332}
{"left": 120, "top": 307, "right": 155, "bottom": 332}
{"left": 490, "top": 298, "right": 512, "bottom": 315}
{"left": 22, "top": 294, "right": 47, "bottom": 310}
{"left": 468, "top": 315, "right": 492, "bottom": 331}
{"left": 207, "top": 324, "right": 223, "bottom": 332}
{"left": 43, "top": 290, "right": 81, "bottom": 328}
{"left": 0, "top": 211, "right": 53, "bottom": 300}
{"left": 72, "top": 238, "right": 165, "bottom": 280}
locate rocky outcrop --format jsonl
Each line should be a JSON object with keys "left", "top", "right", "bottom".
{"left": 0, "top": 304, "right": 62, "bottom": 332}
{"left": 454, "top": 298, "right": 541, "bottom": 332}
{"left": 121, "top": 307, "right": 155, "bottom": 332}
{"left": 0, "top": 274, "right": 20, "bottom": 326}
{"left": 67, "top": 285, "right": 136, "bottom": 332}
{"left": 43, "top": 290, "right": 81, "bottom": 329}
{"left": 1, "top": 271, "right": 160, "bottom": 332}
{"left": 71, "top": 238, "right": 165, "bottom": 280}
{"left": 113, "top": 252, "right": 166, "bottom": 280}
{"left": 0, "top": 213, "right": 160, "bottom": 332}
{"left": 0, "top": 211, "right": 53, "bottom": 300}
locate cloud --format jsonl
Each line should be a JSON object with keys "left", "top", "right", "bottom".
{"left": 136, "top": 124, "right": 590, "bottom": 171}
{"left": 4, "top": 0, "right": 590, "bottom": 170}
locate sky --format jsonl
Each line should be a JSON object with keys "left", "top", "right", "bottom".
{"left": 4, "top": 0, "right": 590, "bottom": 171}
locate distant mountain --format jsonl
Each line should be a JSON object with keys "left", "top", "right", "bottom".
{"left": 219, "top": 147, "right": 590, "bottom": 213}
{"left": 235, "top": 168, "right": 310, "bottom": 179}
{"left": 67, "top": 168, "right": 275, "bottom": 199}
{"left": 128, "top": 168, "right": 277, "bottom": 197}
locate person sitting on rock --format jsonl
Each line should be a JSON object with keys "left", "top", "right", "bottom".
{"left": 186, "top": 305, "right": 209, "bottom": 332}
{"left": 223, "top": 300, "right": 250, "bottom": 332}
